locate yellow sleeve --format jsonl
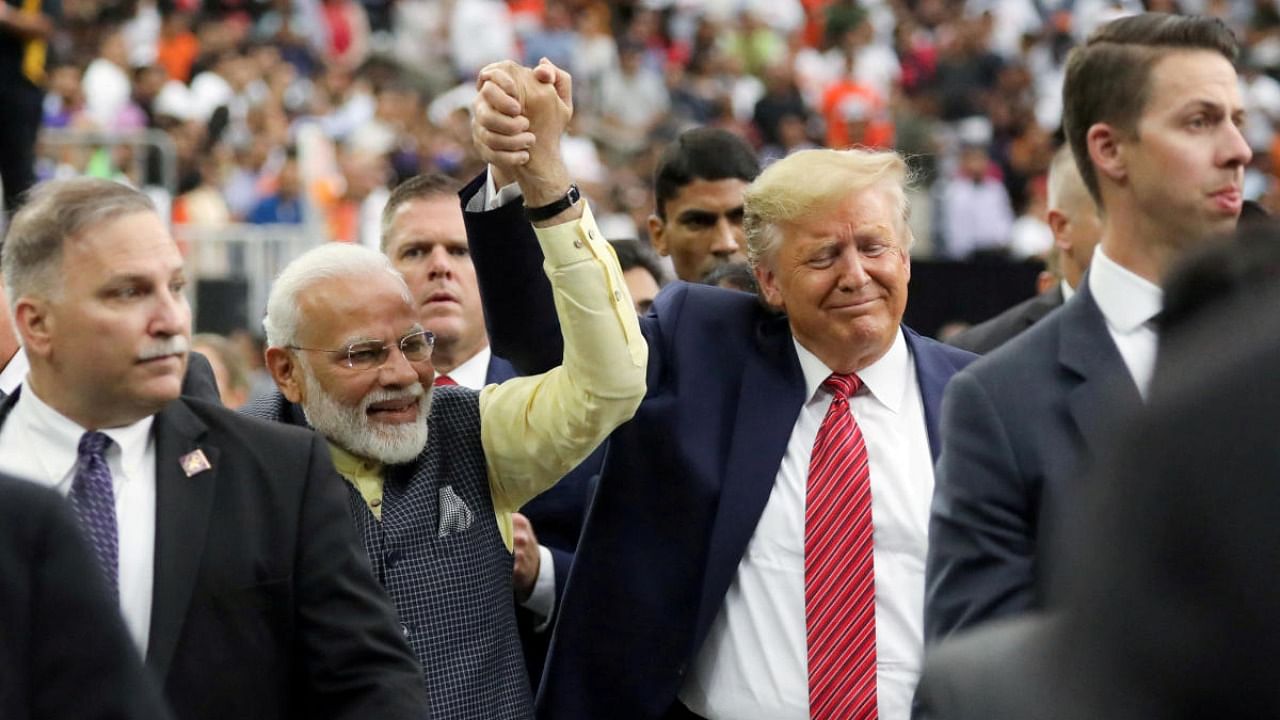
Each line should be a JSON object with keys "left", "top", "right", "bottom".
{"left": 479, "top": 203, "right": 648, "bottom": 548}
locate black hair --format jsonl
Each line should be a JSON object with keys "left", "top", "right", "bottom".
{"left": 653, "top": 128, "right": 760, "bottom": 219}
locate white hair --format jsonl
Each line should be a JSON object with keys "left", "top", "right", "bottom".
{"left": 263, "top": 243, "right": 413, "bottom": 348}
{"left": 297, "top": 354, "right": 431, "bottom": 464}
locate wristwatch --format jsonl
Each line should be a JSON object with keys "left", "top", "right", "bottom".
{"left": 524, "top": 183, "right": 581, "bottom": 222}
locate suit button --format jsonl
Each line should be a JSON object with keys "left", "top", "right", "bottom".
{"left": 385, "top": 549, "right": 402, "bottom": 568}
{"left": 400, "top": 623, "right": 411, "bottom": 638}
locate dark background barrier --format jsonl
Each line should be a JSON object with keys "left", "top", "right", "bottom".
{"left": 904, "top": 259, "right": 1045, "bottom": 340}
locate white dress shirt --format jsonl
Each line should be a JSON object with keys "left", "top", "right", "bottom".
{"left": 0, "top": 346, "right": 28, "bottom": 396}
{"left": 441, "top": 342, "right": 556, "bottom": 625}
{"left": 1088, "top": 246, "right": 1162, "bottom": 398}
{"left": 680, "top": 329, "right": 934, "bottom": 720}
{"left": 1061, "top": 278, "right": 1076, "bottom": 303}
{"left": 0, "top": 384, "right": 157, "bottom": 653}
{"left": 442, "top": 345, "right": 492, "bottom": 391}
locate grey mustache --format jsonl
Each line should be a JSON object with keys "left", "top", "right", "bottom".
{"left": 139, "top": 336, "right": 191, "bottom": 361}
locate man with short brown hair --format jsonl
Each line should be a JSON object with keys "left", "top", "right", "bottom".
{"left": 927, "top": 12, "right": 1251, "bottom": 640}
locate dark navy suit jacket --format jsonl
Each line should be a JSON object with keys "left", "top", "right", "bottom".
{"left": 462, "top": 174, "right": 974, "bottom": 719}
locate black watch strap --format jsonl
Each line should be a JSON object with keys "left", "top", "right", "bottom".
{"left": 524, "top": 183, "right": 581, "bottom": 222}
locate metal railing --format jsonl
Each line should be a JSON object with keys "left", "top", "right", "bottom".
{"left": 38, "top": 128, "right": 180, "bottom": 198}
{"left": 176, "top": 223, "right": 325, "bottom": 332}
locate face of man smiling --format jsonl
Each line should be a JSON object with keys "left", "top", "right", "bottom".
{"left": 274, "top": 271, "right": 434, "bottom": 464}
{"left": 754, "top": 185, "right": 911, "bottom": 374}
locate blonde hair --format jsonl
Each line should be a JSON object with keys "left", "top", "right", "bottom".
{"left": 743, "top": 148, "right": 913, "bottom": 268}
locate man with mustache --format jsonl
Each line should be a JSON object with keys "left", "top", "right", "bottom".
{"left": 0, "top": 177, "right": 428, "bottom": 720}
{"left": 0, "top": 280, "right": 221, "bottom": 404}
{"left": 926, "top": 13, "right": 1253, "bottom": 640}
{"left": 243, "top": 72, "right": 647, "bottom": 720}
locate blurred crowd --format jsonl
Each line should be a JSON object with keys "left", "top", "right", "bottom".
{"left": 32, "top": 0, "right": 1280, "bottom": 257}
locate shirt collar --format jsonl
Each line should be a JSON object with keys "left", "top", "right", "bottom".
{"left": 444, "top": 345, "right": 492, "bottom": 390}
{"left": 328, "top": 441, "right": 384, "bottom": 480}
{"left": 1060, "top": 278, "right": 1076, "bottom": 302}
{"left": 0, "top": 346, "right": 29, "bottom": 395}
{"left": 1088, "top": 246, "right": 1163, "bottom": 333}
{"left": 793, "top": 328, "right": 911, "bottom": 415}
{"left": 18, "top": 382, "right": 155, "bottom": 484}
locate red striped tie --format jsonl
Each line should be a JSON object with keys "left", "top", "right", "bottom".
{"left": 433, "top": 374, "right": 457, "bottom": 387}
{"left": 806, "top": 372, "right": 877, "bottom": 719}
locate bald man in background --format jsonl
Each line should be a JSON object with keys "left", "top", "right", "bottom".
{"left": 948, "top": 147, "right": 1102, "bottom": 354}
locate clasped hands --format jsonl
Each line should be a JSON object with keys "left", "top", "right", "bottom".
{"left": 472, "top": 58, "right": 575, "bottom": 209}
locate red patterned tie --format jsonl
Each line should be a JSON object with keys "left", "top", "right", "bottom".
{"left": 806, "top": 372, "right": 877, "bottom": 719}
{"left": 433, "top": 374, "right": 457, "bottom": 387}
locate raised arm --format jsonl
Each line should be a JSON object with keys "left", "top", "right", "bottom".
{"left": 472, "top": 61, "right": 647, "bottom": 512}
{"left": 462, "top": 61, "right": 575, "bottom": 375}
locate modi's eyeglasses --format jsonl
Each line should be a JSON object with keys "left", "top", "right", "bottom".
{"left": 289, "top": 329, "right": 435, "bottom": 370}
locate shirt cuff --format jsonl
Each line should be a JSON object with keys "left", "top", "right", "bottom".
{"left": 518, "top": 544, "right": 556, "bottom": 631}
{"left": 468, "top": 165, "right": 525, "bottom": 212}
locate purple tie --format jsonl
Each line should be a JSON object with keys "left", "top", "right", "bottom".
{"left": 70, "top": 431, "right": 119, "bottom": 599}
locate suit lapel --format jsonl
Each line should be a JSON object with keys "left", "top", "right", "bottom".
{"left": 1058, "top": 285, "right": 1142, "bottom": 458}
{"left": 904, "top": 328, "right": 955, "bottom": 462}
{"left": 0, "top": 386, "right": 20, "bottom": 426}
{"left": 693, "top": 314, "right": 805, "bottom": 651}
{"left": 146, "top": 399, "right": 220, "bottom": 681}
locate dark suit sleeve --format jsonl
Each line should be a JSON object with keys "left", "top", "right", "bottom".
{"left": 292, "top": 435, "right": 429, "bottom": 719}
{"left": 25, "top": 484, "right": 173, "bottom": 720}
{"left": 461, "top": 171, "right": 565, "bottom": 375}
{"left": 182, "top": 351, "right": 222, "bottom": 404}
{"left": 925, "top": 370, "right": 1039, "bottom": 642}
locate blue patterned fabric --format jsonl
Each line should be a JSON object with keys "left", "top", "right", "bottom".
{"left": 243, "top": 388, "right": 534, "bottom": 720}
{"left": 70, "top": 431, "right": 119, "bottom": 599}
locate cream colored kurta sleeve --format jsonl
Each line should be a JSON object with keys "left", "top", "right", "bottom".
{"left": 478, "top": 203, "right": 648, "bottom": 551}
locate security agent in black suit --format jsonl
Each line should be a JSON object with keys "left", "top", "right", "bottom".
{"left": 926, "top": 14, "right": 1253, "bottom": 640}
{"left": 0, "top": 178, "right": 427, "bottom": 720}
{"left": 915, "top": 278, "right": 1280, "bottom": 720}
{"left": 947, "top": 146, "right": 1100, "bottom": 354}
{"left": 0, "top": 471, "right": 173, "bottom": 720}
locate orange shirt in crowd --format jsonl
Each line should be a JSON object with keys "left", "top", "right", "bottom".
{"left": 821, "top": 79, "right": 894, "bottom": 150}
{"left": 157, "top": 31, "right": 199, "bottom": 82}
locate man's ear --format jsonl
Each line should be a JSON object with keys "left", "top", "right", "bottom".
{"left": 1047, "top": 208, "right": 1070, "bottom": 248}
{"left": 265, "top": 346, "right": 305, "bottom": 403}
{"left": 13, "top": 297, "right": 52, "bottom": 358}
{"left": 1087, "top": 122, "right": 1126, "bottom": 186}
{"left": 648, "top": 214, "right": 669, "bottom": 256}
{"left": 753, "top": 261, "right": 784, "bottom": 309}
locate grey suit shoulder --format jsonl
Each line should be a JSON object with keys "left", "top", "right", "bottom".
{"left": 947, "top": 286, "right": 1064, "bottom": 354}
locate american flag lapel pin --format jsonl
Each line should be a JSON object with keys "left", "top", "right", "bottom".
{"left": 180, "top": 449, "right": 212, "bottom": 477}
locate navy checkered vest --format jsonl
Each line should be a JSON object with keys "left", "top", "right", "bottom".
{"left": 243, "top": 386, "right": 533, "bottom": 719}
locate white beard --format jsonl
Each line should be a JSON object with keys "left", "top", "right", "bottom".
{"left": 298, "top": 370, "right": 432, "bottom": 465}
